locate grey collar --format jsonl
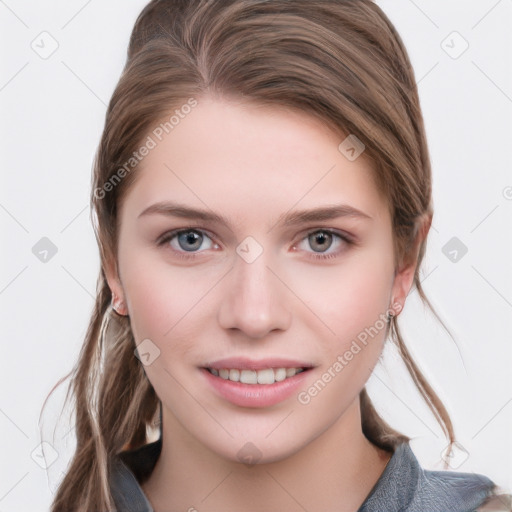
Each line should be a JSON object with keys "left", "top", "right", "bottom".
{"left": 110, "top": 437, "right": 496, "bottom": 511}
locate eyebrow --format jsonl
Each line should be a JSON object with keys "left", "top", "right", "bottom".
{"left": 137, "top": 201, "right": 372, "bottom": 227}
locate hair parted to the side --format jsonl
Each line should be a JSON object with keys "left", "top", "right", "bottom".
{"left": 45, "top": 1, "right": 489, "bottom": 510}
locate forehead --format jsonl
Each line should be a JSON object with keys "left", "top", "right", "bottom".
{"left": 120, "top": 96, "right": 388, "bottom": 226}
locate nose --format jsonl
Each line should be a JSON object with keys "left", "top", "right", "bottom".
{"left": 217, "top": 248, "right": 292, "bottom": 338}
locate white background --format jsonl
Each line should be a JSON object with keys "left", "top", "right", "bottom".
{"left": 1, "top": 1, "right": 511, "bottom": 510}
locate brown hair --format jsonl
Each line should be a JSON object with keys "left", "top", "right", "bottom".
{"left": 45, "top": 0, "right": 486, "bottom": 509}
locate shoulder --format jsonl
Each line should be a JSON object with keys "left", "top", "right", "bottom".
{"left": 410, "top": 466, "right": 501, "bottom": 512}
{"left": 360, "top": 442, "right": 509, "bottom": 512}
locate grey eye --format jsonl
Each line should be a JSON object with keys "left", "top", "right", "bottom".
{"left": 176, "top": 230, "right": 204, "bottom": 251}
{"left": 308, "top": 231, "right": 333, "bottom": 252}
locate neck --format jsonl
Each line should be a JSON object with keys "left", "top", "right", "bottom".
{"left": 142, "top": 399, "right": 392, "bottom": 512}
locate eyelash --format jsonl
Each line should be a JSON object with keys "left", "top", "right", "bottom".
{"left": 157, "top": 227, "right": 354, "bottom": 262}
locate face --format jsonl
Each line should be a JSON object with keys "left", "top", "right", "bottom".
{"left": 106, "top": 95, "right": 415, "bottom": 464}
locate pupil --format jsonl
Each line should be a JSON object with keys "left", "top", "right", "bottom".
{"left": 179, "top": 231, "right": 202, "bottom": 251}
{"left": 311, "top": 232, "right": 331, "bottom": 252}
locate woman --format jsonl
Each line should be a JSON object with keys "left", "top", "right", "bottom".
{"left": 47, "top": 0, "right": 511, "bottom": 510}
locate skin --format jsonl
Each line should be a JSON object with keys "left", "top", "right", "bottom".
{"left": 105, "top": 94, "right": 427, "bottom": 512}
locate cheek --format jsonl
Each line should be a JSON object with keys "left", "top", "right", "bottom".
{"left": 118, "top": 249, "right": 222, "bottom": 374}
{"left": 289, "top": 249, "right": 394, "bottom": 342}
{"left": 118, "top": 241, "right": 196, "bottom": 337}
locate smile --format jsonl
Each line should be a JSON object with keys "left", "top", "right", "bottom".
{"left": 201, "top": 363, "right": 313, "bottom": 408}
{"left": 207, "top": 367, "right": 306, "bottom": 385}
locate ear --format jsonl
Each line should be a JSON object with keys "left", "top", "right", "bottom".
{"left": 104, "top": 254, "right": 128, "bottom": 316}
{"left": 390, "top": 213, "right": 432, "bottom": 316}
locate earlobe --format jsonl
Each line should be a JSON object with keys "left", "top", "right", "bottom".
{"left": 390, "top": 260, "right": 416, "bottom": 316}
{"left": 390, "top": 213, "right": 432, "bottom": 317}
{"left": 111, "top": 292, "right": 128, "bottom": 316}
{"left": 104, "top": 256, "right": 129, "bottom": 316}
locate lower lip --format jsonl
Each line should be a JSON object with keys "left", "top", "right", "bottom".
{"left": 201, "top": 368, "right": 312, "bottom": 408}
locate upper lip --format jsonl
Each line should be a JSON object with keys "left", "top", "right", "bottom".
{"left": 203, "top": 357, "right": 315, "bottom": 371}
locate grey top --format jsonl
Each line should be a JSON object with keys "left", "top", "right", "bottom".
{"left": 109, "top": 436, "right": 498, "bottom": 511}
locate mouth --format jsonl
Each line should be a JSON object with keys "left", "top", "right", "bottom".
{"left": 201, "top": 363, "right": 314, "bottom": 408}
{"left": 204, "top": 366, "right": 311, "bottom": 385}
{"left": 199, "top": 357, "right": 315, "bottom": 407}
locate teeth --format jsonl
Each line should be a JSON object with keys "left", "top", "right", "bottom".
{"left": 209, "top": 367, "right": 304, "bottom": 384}
{"left": 286, "top": 368, "right": 296, "bottom": 377}
{"left": 275, "top": 368, "right": 287, "bottom": 382}
{"left": 240, "top": 369, "right": 258, "bottom": 384}
{"left": 257, "top": 368, "right": 274, "bottom": 384}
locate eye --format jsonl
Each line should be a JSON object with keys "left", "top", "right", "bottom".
{"left": 157, "top": 228, "right": 218, "bottom": 259}
{"left": 157, "top": 227, "right": 353, "bottom": 261}
{"left": 294, "top": 229, "right": 353, "bottom": 260}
